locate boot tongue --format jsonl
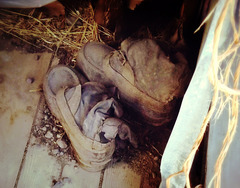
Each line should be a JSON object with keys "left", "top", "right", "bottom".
{"left": 109, "top": 51, "right": 135, "bottom": 85}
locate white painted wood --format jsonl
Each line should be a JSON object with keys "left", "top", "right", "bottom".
{"left": 16, "top": 95, "right": 62, "bottom": 188}
{"left": 17, "top": 138, "right": 62, "bottom": 188}
{"left": 61, "top": 162, "right": 101, "bottom": 188}
{"left": 0, "top": 50, "right": 52, "bottom": 188}
{"left": 102, "top": 162, "right": 141, "bottom": 188}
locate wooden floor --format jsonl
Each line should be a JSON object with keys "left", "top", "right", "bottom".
{"left": 0, "top": 40, "right": 164, "bottom": 188}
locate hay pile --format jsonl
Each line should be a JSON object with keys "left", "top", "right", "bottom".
{"left": 0, "top": 3, "right": 114, "bottom": 60}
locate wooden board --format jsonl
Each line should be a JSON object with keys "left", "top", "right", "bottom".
{"left": 0, "top": 50, "right": 52, "bottom": 188}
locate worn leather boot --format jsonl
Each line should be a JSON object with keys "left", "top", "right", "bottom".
{"left": 77, "top": 38, "right": 191, "bottom": 126}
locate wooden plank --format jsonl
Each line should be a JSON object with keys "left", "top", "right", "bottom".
{"left": 102, "top": 162, "right": 141, "bottom": 188}
{"left": 0, "top": 50, "right": 52, "bottom": 188}
{"left": 17, "top": 138, "right": 62, "bottom": 188}
{"left": 16, "top": 96, "right": 61, "bottom": 188}
{"left": 61, "top": 162, "right": 101, "bottom": 188}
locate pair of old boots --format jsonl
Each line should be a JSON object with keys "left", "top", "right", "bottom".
{"left": 43, "top": 38, "right": 190, "bottom": 171}
{"left": 77, "top": 38, "right": 191, "bottom": 127}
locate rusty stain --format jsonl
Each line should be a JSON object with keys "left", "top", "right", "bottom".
{"left": 0, "top": 74, "right": 4, "bottom": 84}
{"left": 9, "top": 109, "right": 32, "bottom": 125}
{"left": 10, "top": 111, "right": 19, "bottom": 125}
{"left": 26, "top": 106, "right": 33, "bottom": 112}
{"left": 0, "top": 106, "right": 8, "bottom": 115}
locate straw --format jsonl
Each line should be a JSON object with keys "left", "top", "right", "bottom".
{"left": 0, "top": 3, "right": 114, "bottom": 62}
